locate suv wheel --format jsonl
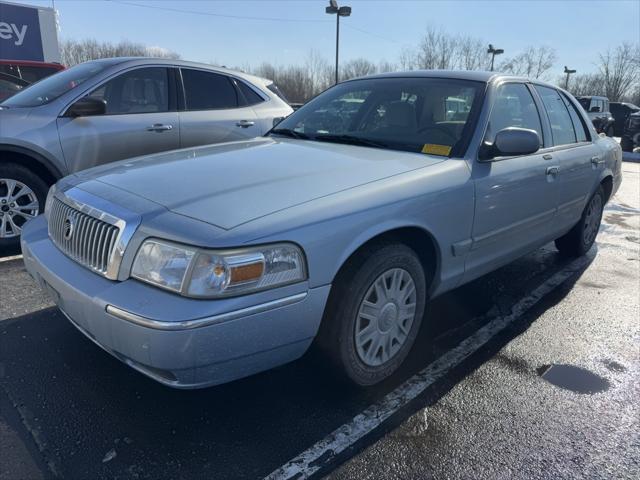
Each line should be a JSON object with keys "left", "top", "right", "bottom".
{"left": 0, "top": 163, "right": 48, "bottom": 248}
{"left": 555, "top": 186, "right": 604, "bottom": 257}
{"left": 621, "top": 136, "right": 634, "bottom": 152}
{"left": 316, "top": 243, "right": 427, "bottom": 386}
{"left": 606, "top": 125, "right": 614, "bottom": 137}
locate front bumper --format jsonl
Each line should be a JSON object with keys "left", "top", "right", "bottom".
{"left": 21, "top": 216, "right": 331, "bottom": 388}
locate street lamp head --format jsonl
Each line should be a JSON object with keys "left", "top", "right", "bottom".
{"left": 325, "top": 6, "right": 338, "bottom": 13}
{"left": 564, "top": 66, "right": 576, "bottom": 74}
{"left": 338, "top": 6, "right": 351, "bottom": 16}
{"left": 494, "top": 48, "right": 504, "bottom": 55}
{"left": 329, "top": 0, "right": 338, "bottom": 8}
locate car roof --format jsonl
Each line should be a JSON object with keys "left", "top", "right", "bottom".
{"left": 577, "top": 95, "right": 608, "bottom": 100}
{"left": 96, "top": 57, "right": 271, "bottom": 85}
{"left": 343, "top": 69, "right": 559, "bottom": 88}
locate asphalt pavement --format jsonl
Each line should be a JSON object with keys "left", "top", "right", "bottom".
{"left": 0, "top": 163, "right": 638, "bottom": 480}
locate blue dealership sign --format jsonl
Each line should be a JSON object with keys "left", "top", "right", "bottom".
{"left": 0, "top": 1, "right": 59, "bottom": 62}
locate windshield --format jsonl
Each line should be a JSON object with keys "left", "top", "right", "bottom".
{"left": 1, "top": 59, "right": 120, "bottom": 108}
{"left": 270, "top": 77, "right": 484, "bottom": 156}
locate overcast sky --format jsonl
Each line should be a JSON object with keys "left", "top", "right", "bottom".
{"left": 12, "top": 0, "right": 640, "bottom": 74}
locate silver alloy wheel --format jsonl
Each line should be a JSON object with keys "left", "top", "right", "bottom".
{"left": 583, "top": 193, "right": 603, "bottom": 246}
{"left": 0, "top": 178, "right": 40, "bottom": 239}
{"left": 355, "top": 268, "right": 417, "bottom": 367}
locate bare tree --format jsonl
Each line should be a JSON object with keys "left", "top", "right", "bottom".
{"left": 457, "top": 35, "right": 487, "bottom": 71}
{"left": 597, "top": 42, "right": 640, "bottom": 101}
{"left": 499, "top": 46, "right": 557, "bottom": 79}
{"left": 60, "top": 38, "right": 180, "bottom": 66}
{"left": 341, "top": 58, "right": 377, "bottom": 80}
{"left": 563, "top": 73, "right": 606, "bottom": 97}
{"left": 415, "top": 27, "right": 458, "bottom": 70}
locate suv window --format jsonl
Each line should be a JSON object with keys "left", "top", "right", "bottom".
{"left": 534, "top": 85, "right": 577, "bottom": 146}
{"left": 181, "top": 69, "right": 238, "bottom": 110}
{"left": 88, "top": 67, "right": 169, "bottom": 115}
{"left": 486, "top": 83, "right": 543, "bottom": 145}
{"left": 236, "top": 80, "right": 264, "bottom": 106}
{"left": 561, "top": 93, "right": 589, "bottom": 142}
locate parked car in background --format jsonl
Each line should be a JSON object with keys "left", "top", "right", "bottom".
{"left": 0, "top": 57, "right": 293, "bottom": 247}
{"left": 621, "top": 111, "right": 640, "bottom": 152}
{"left": 577, "top": 96, "right": 615, "bottom": 136}
{"left": 0, "top": 72, "right": 29, "bottom": 101}
{"left": 0, "top": 59, "right": 64, "bottom": 83}
{"left": 21, "top": 71, "right": 621, "bottom": 389}
{"left": 610, "top": 101, "right": 640, "bottom": 137}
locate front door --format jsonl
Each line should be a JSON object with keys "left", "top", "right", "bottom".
{"left": 465, "top": 82, "right": 558, "bottom": 281}
{"left": 57, "top": 67, "right": 180, "bottom": 173}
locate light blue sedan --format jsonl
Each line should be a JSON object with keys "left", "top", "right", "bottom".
{"left": 21, "top": 71, "right": 622, "bottom": 388}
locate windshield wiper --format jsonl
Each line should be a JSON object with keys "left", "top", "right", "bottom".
{"left": 269, "top": 128, "right": 310, "bottom": 139}
{"left": 313, "top": 134, "right": 389, "bottom": 149}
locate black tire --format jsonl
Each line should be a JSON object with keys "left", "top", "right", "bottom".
{"left": 606, "top": 125, "right": 614, "bottom": 137}
{"left": 0, "top": 163, "right": 48, "bottom": 249}
{"left": 555, "top": 186, "right": 605, "bottom": 257}
{"left": 315, "top": 242, "right": 427, "bottom": 386}
{"left": 621, "top": 136, "right": 634, "bottom": 153}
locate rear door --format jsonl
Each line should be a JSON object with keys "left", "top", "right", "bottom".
{"left": 57, "top": 66, "right": 180, "bottom": 172}
{"left": 533, "top": 85, "right": 600, "bottom": 232}
{"left": 466, "top": 82, "right": 558, "bottom": 279}
{"left": 178, "top": 68, "right": 258, "bottom": 148}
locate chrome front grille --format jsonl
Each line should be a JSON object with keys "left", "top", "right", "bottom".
{"left": 48, "top": 197, "right": 121, "bottom": 277}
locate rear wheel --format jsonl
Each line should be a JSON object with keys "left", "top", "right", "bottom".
{"left": 555, "top": 186, "right": 604, "bottom": 257}
{"left": 316, "top": 243, "right": 427, "bottom": 386}
{"left": 621, "top": 136, "right": 634, "bottom": 152}
{"left": 0, "top": 163, "right": 48, "bottom": 249}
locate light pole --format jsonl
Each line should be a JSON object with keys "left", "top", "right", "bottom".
{"left": 487, "top": 44, "right": 504, "bottom": 72}
{"left": 564, "top": 66, "right": 576, "bottom": 90}
{"left": 326, "top": 0, "right": 351, "bottom": 84}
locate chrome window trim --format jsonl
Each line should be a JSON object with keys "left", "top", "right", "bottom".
{"left": 106, "top": 292, "right": 308, "bottom": 330}
{"left": 50, "top": 187, "right": 140, "bottom": 280}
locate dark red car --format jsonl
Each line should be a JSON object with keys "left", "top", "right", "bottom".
{"left": 0, "top": 59, "right": 64, "bottom": 84}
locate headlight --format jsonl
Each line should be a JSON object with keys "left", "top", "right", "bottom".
{"left": 131, "top": 239, "right": 306, "bottom": 298}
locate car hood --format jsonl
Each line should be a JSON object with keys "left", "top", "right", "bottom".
{"left": 74, "top": 137, "right": 444, "bottom": 230}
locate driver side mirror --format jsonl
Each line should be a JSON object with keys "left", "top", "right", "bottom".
{"left": 479, "top": 127, "right": 540, "bottom": 161}
{"left": 65, "top": 97, "right": 106, "bottom": 117}
{"left": 589, "top": 106, "right": 601, "bottom": 113}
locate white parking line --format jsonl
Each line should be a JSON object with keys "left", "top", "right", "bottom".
{"left": 265, "top": 254, "right": 592, "bottom": 480}
{"left": 0, "top": 254, "right": 23, "bottom": 263}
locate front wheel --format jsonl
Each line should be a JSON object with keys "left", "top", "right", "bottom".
{"left": 316, "top": 243, "right": 427, "bottom": 386}
{"left": 0, "top": 163, "right": 48, "bottom": 249}
{"left": 555, "top": 186, "right": 605, "bottom": 257}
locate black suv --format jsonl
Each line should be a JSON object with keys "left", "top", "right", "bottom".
{"left": 621, "top": 111, "right": 640, "bottom": 152}
{"left": 577, "top": 96, "right": 615, "bottom": 136}
{"left": 610, "top": 102, "right": 640, "bottom": 136}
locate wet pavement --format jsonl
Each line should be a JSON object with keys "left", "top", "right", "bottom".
{"left": 0, "top": 164, "right": 638, "bottom": 479}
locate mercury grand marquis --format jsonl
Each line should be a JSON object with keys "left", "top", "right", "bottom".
{"left": 21, "top": 71, "right": 622, "bottom": 388}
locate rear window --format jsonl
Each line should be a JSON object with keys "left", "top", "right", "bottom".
{"left": 267, "top": 83, "right": 289, "bottom": 103}
{"left": 181, "top": 69, "right": 238, "bottom": 110}
{"left": 578, "top": 98, "right": 590, "bottom": 110}
{"left": 237, "top": 80, "right": 264, "bottom": 106}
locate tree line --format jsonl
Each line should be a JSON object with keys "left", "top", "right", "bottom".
{"left": 59, "top": 33, "right": 639, "bottom": 106}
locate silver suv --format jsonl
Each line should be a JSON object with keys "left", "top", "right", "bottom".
{"left": 0, "top": 57, "right": 293, "bottom": 247}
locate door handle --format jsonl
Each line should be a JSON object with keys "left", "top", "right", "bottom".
{"left": 546, "top": 166, "right": 560, "bottom": 176}
{"left": 591, "top": 155, "right": 604, "bottom": 165}
{"left": 236, "top": 120, "right": 255, "bottom": 128}
{"left": 542, "top": 153, "right": 553, "bottom": 160}
{"left": 146, "top": 124, "right": 173, "bottom": 132}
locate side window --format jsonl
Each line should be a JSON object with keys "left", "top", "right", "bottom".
{"left": 561, "top": 93, "right": 589, "bottom": 142}
{"left": 486, "top": 83, "right": 543, "bottom": 145}
{"left": 87, "top": 67, "right": 169, "bottom": 115}
{"left": 534, "top": 85, "right": 577, "bottom": 146}
{"left": 236, "top": 80, "right": 264, "bottom": 106}
{"left": 181, "top": 69, "right": 238, "bottom": 110}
